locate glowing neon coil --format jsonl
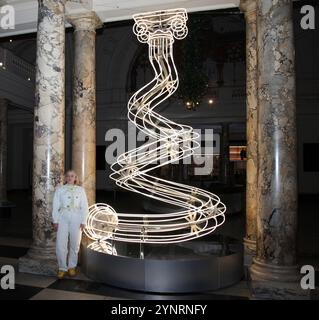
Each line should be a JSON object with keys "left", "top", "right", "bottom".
{"left": 85, "top": 8, "right": 226, "bottom": 244}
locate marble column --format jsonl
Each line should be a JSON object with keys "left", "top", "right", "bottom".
{"left": 19, "top": 0, "right": 66, "bottom": 275}
{"left": 0, "top": 98, "right": 8, "bottom": 204}
{"left": 240, "top": 0, "right": 258, "bottom": 266}
{"left": 67, "top": 12, "right": 102, "bottom": 206}
{"left": 219, "top": 123, "right": 231, "bottom": 185}
{"left": 250, "top": 0, "right": 306, "bottom": 299}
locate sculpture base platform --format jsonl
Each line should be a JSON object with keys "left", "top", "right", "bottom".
{"left": 82, "top": 238, "right": 243, "bottom": 293}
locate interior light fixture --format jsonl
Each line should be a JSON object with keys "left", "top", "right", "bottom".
{"left": 85, "top": 8, "right": 226, "bottom": 245}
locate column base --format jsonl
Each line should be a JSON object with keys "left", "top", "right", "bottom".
{"left": 243, "top": 237, "right": 256, "bottom": 267}
{"left": 249, "top": 259, "right": 310, "bottom": 300}
{"left": 243, "top": 238, "right": 256, "bottom": 280}
{"left": 18, "top": 246, "right": 58, "bottom": 276}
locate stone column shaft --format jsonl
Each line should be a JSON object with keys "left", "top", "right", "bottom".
{"left": 240, "top": 0, "right": 258, "bottom": 264}
{"left": 251, "top": 0, "right": 301, "bottom": 297}
{"left": 19, "top": 0, "right": 66, "bottom": 275}
{"left": 68, "top": 12, "right": 102, "bottom": 206}
{"left": 0, "top": 98, "right": 8, "bottom": 203}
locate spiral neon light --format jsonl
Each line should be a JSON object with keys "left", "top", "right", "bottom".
{"left": 85, "top": 8, "right": 226, "bottom": 244}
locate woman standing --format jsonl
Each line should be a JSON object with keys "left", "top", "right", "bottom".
{"left": 52, "top": 170, "right": 89, "bottom": 279}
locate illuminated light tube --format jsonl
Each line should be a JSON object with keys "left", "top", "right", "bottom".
{"left": 87, "top": 241, "right": 117, "bottom": 255}
{"left": 85, "top": 8, "right": 226, "bottom": 245}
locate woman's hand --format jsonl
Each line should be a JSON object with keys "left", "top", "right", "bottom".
{"left": 80, "top": 224, "right": 85, "bottom": 231}
{"left": 53, "top": 223, "right": 59, "bottom": 231}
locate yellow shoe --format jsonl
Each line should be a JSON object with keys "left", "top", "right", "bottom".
{"left": 57, "top": 270, "right": 66, "bottom": 279}
{"left": 68, "top": 268, "right": 77, "bottom": 277}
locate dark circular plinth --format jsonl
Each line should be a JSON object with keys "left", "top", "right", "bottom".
{"left": 83, "top": 238, "right": 243, "bottom": 293}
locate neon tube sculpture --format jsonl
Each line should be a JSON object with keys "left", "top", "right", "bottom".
{"left": 85, "top": 8, "right": 226, "bottom": 244}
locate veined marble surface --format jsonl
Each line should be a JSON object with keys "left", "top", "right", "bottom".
{"left": 19, "top": 0, "right": 66, "bottom": 276}
{"left": 252, "top": 0, "right": 298, "bottom": 282}
{"left": 240, "top": 0, "right": 258, "bottom": 258}
{"left": 68, "top": 12, "right": 102, "bottom": 206}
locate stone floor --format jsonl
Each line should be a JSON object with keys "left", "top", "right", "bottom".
{"left": 0, "top": 190, "right": 318, "bottom": 300}
{"left": 0, "top": 237, "right": 251, "bottom": 300}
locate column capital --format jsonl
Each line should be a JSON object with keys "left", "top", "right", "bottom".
{"left": 239, "top": 0, "right": 257, "bottom": 18}
{"left": 67, "top": 11, "right": 103, "bottom": 32}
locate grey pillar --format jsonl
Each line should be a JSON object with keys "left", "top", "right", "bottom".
{"left": 250, "top": 0, "right": 307, "bottom": 299}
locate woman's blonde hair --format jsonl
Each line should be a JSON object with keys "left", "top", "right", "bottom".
{"left": 64, "top": 170, "right": 79, "bottom": 185}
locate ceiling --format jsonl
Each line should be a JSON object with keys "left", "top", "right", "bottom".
{"left": 0, "top": 0, "right": 239, "bottom": 37}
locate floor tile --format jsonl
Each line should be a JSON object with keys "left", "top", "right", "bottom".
{"left": 48, "top": 279, "right": 129, "bottom": 299}
{"left": 0, "top": 256, "right": 18, "bottom": 269}
{"left": 311, "top": 289, "right": 319, "bottom": 300}
{"left": 15, "top": 272, "right": 57, "bottom": 288}
{"left": 212, "top": 281, "right": 250, "bottom": 298}
{"left": 30, "top": 288, "right": 109, "bottom": 300}
{"left": 0, "top": 237, "right": 32, "bottom": 248}
{"left": 48, "top": 278, "right": 248, "bottom": 300}
{"left": 69, "top": 271, "right": 93, "bottom": 282}
{"left": 0, "top": 284, "right": 42, "bottom": 300}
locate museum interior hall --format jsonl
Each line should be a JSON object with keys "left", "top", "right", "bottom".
{"left": 0, "top": 0, "right": 318, "bottom": 300}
